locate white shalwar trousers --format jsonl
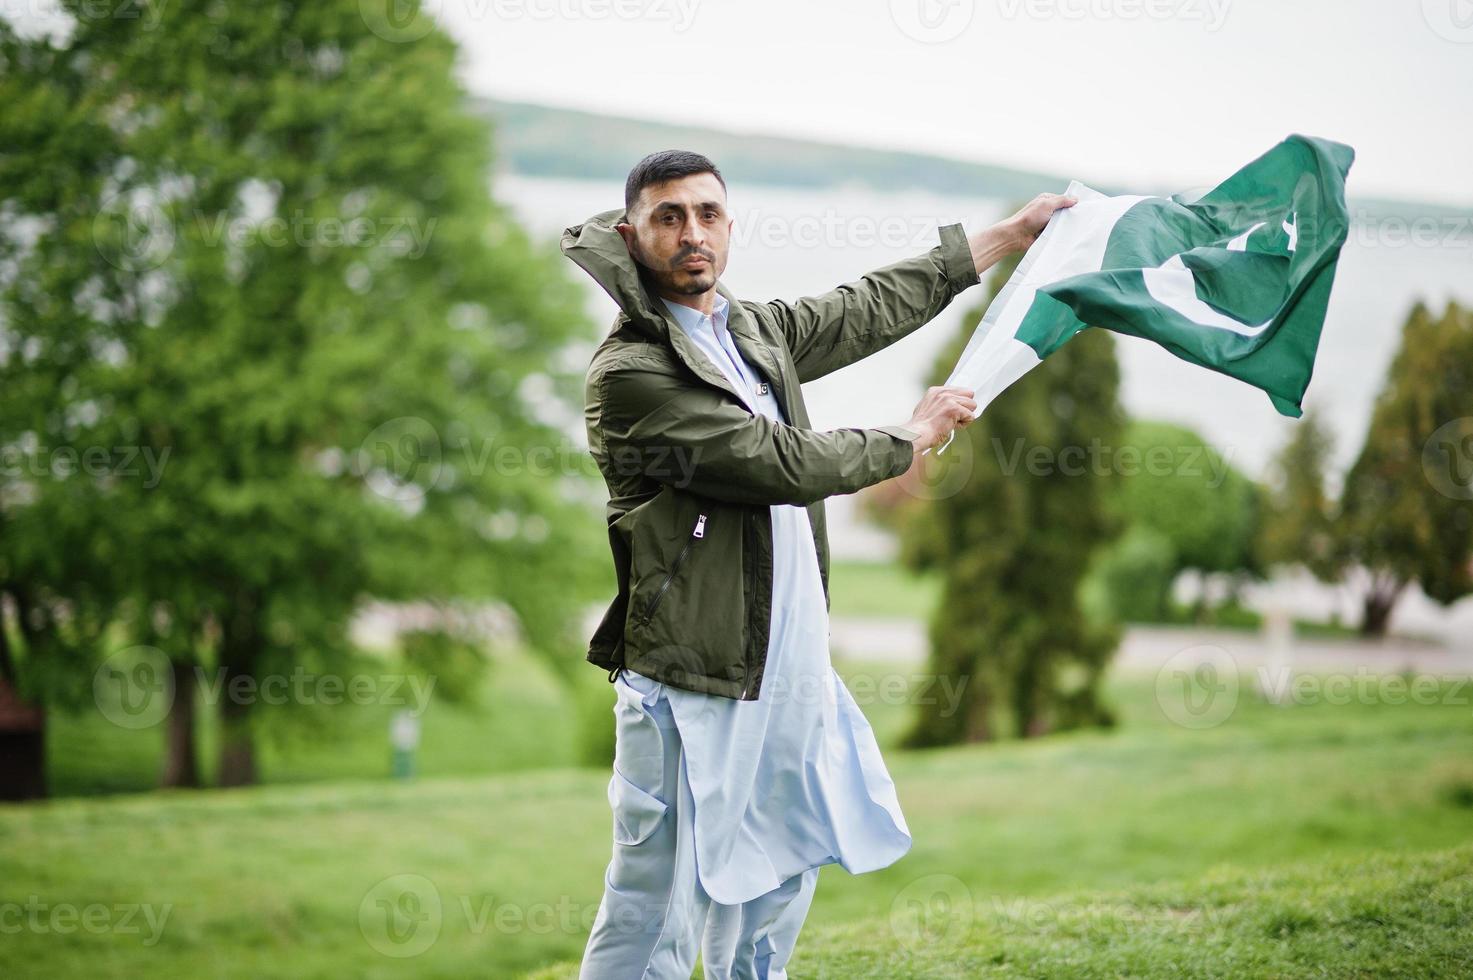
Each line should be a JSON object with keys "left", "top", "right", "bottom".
{"left": 577, "top": 679, "right": 819, "bottom": 980}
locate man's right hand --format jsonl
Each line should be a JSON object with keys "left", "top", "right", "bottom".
{"left": 902, "top": 385, "right": 978, "bottom": 453}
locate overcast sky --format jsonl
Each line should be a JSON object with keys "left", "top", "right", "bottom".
{"left": 439, "top": 0, "right": 1473, "bottom": 206}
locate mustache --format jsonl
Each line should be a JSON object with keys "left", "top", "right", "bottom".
{"left": 670, "top": 246, "right": 717, "bottom": 269}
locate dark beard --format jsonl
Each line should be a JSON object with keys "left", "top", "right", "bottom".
{"left": 668, "top": 268, "right": 716, "bottom": 294}
{"left": 631, "top": 241, "right": 718, "bottom": 297}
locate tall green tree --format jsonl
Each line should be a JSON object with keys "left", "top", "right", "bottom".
{"left": 1336, "top": 301, "right": 1473, "bottom": 636}
{"left": 0, "top": 2, "right": 599, "bottom": 792}
{"left": 897, "top": 255, "right": 1124, "bottom": 745}
{"left": 1260, "top": 411, "right": 1342, "bottom": 583}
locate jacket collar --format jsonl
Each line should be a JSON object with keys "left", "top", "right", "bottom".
{"left": 561, "top": 208, "right": 786, "bottom": 407}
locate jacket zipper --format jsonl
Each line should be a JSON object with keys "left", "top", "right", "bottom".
{"left": 741, "top": 512, "right": 757, "bottom": 699}
{"left": 639, "top": 514, "right": 706, "bottom": 626}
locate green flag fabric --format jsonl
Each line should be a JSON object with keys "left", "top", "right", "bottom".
{"left": 945, "top": 134, "right": 1354, "bottom": 428}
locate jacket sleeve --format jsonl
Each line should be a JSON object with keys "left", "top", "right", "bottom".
{"left": 596, "top": 362, "right": 919, "bottom": 506}
{"left": 763, "top": 223, "right": 981, "bottom": 384}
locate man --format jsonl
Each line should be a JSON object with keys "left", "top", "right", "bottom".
{"left": 563, "top": 150, "right": 1073, "bottom": 978}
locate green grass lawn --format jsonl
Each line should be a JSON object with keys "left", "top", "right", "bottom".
{"left": 3, "top": 670, "right": 1472, "bottom": 978}
{"left": 44, "top": 644, "right": 598, "bottom": 796}
{"left": 827, "top": 559, "right": 942, "bottom": 620}
{"left": 696, "top": 846, "right": 1473, "bottom": 979}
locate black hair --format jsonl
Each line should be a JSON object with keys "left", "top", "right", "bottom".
{"left": 623, "top": 150, "right": 726, "bottom": 214}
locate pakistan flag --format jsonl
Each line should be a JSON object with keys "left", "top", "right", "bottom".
{"left": 946, "top": 134, "right": 1355, "bottom": 422}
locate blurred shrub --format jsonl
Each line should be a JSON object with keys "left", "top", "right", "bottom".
{"left": 1082, "top": 524, "right": 1178, "bottom": 625}
{"left": 399, "top": 629, "right": 490, "bottom": 710}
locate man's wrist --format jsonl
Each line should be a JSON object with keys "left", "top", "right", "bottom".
{"left": 968, "top": 221, "right": 1026, "bottom": 275}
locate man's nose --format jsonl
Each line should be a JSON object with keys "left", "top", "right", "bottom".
{"left": 679, "top": 214, "right": 706, "bottom": 247}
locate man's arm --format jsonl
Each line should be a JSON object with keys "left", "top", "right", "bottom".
{"left": 764, "top": 194, "right": 1077, "bottom": 384}
{"left": 599, "top": 362, "right": 912, "bottom": 506}
{"left": 763, "top": 223, "right": 978, "bottom": 385}
{"left": 597, "top": 360, "right": 977, "bottom": 506}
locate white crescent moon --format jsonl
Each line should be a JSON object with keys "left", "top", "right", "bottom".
{"left": 1140, "top": 219, "right": 1294, "bottom": 337}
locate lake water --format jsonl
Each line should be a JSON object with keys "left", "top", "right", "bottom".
{"left": 501, "top": 173, "right": 1473, "bottom": 565}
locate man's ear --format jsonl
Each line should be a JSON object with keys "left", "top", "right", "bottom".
{"left": 615, "top": 221, "right": 635, "bottom": 251}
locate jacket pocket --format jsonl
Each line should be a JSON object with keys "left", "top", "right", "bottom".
{"left": 627, "top": 491, "right": 748, "bottom": 689}
{"left": 608, "top": 769, "right": 668, "bottom": 845}
{"left": 636, "top": 512, "right": 707, "bottom": 627}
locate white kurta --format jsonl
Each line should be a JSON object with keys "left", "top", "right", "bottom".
{"left": 616, "top": 295, "right": 912, "bottom": 906}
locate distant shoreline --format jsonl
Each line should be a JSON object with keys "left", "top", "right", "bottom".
{"left": 474, "top": 96, "right": 1473, "bottom": 222}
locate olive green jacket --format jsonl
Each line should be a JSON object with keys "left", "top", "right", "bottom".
{"left": 564, "top": 209, "right": 980, "bottom": 700}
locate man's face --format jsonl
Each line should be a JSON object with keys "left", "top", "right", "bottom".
{"left": 617, "top": 173, "right": 731, "bottom": 299}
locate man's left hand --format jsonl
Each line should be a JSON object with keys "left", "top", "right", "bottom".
{"left": 967, "top": 192, "right": 1078, "bottom": 276}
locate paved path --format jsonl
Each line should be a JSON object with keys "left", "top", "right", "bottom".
{"left": 381, "top": 602, "right": 1473, "bottom": 679}
{"left": 829, "top": 618, "right": 1473, "bottom": 676}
